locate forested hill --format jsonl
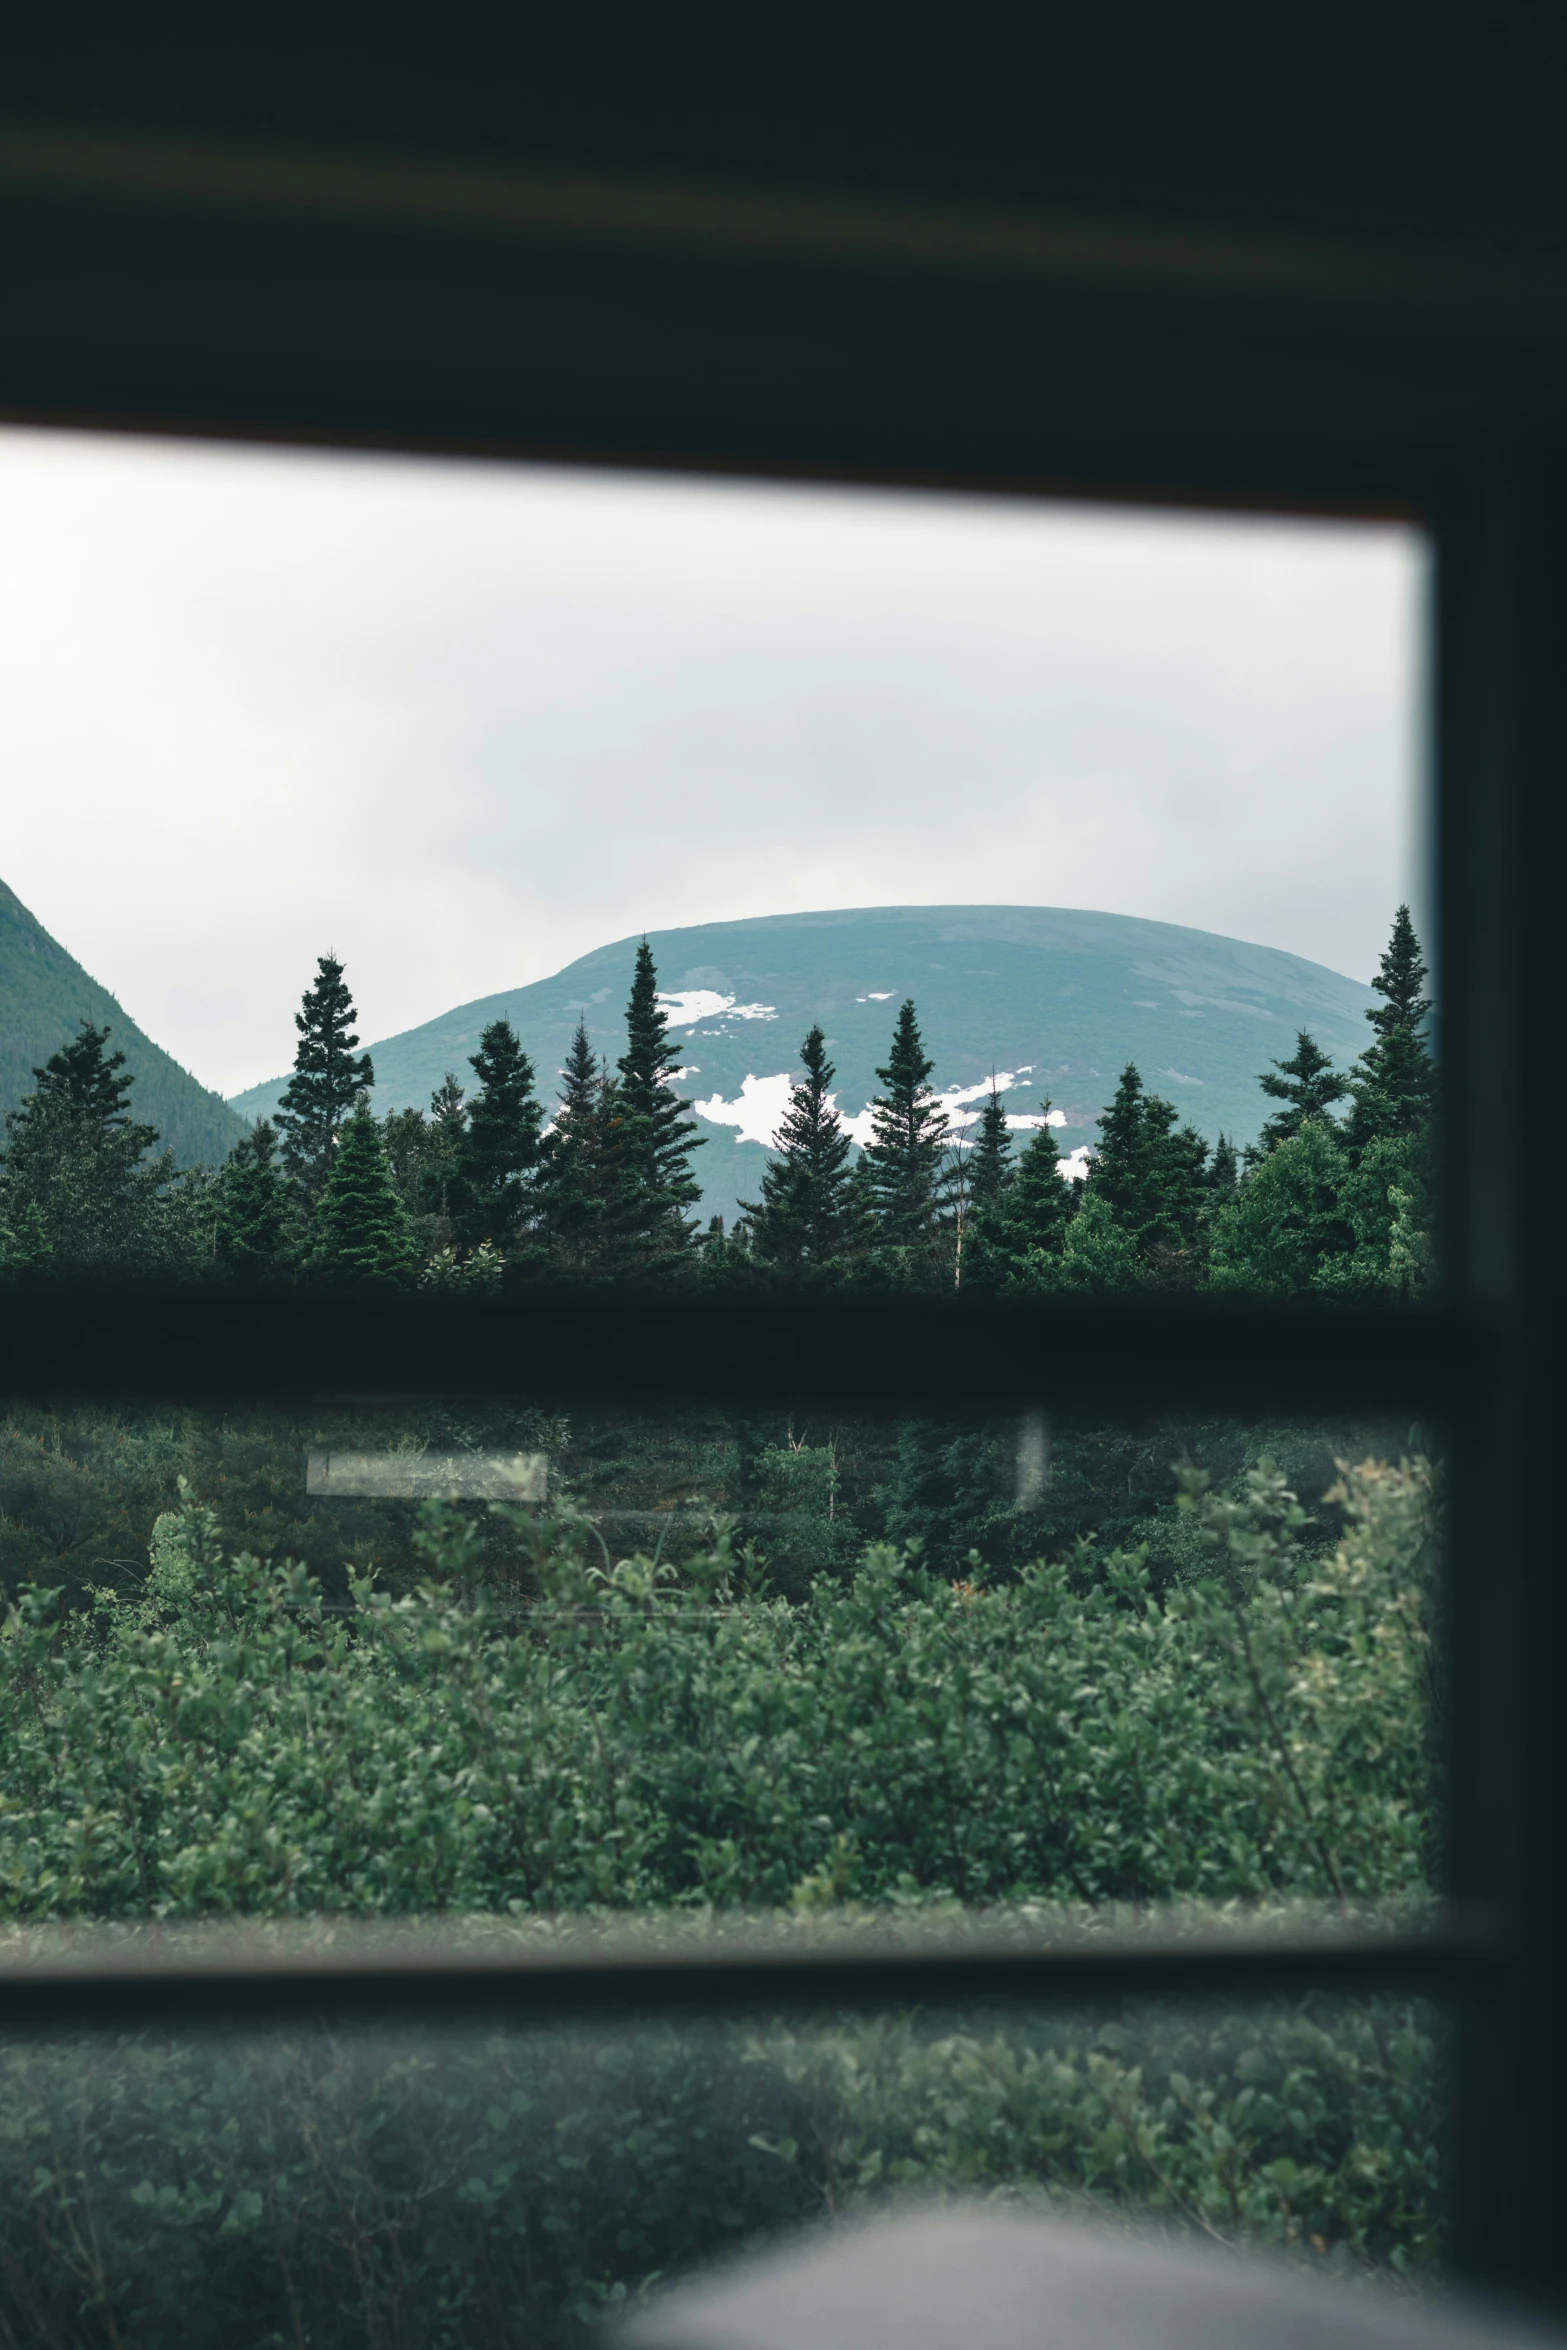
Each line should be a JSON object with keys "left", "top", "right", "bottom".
{"left": 232, "top": 907, "right": 1377, "bottom": 1228}
{"left": 0, "top": 878, "right": 244, "bottom": 1168}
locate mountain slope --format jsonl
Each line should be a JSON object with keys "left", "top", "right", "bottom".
{"left": 0, "top": 879, "right": 245, "bottom": 1167}
{"left": 232, "top": 906, "right": 1379, "bottom": 1227}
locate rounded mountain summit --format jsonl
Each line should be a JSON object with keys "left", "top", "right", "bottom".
{"left": 231, "top": 907, "right": 1379, "bottom": 1227}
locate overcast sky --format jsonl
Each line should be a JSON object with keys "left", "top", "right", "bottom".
{"left": 0, "top": 427, "right": 1428, "bottom": 1101}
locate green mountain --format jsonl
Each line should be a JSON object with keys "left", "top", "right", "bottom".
{"left": 0, "top": 878, "right": 245, "bottom": 1167}
{"left": 232, "top": 906, "right": 1379, "bottom": 1228}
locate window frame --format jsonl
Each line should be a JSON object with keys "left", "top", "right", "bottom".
{"left": 0, "top": 117, "right": 1562, "bottom": 2303}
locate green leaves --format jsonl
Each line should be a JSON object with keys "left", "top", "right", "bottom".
{"left": 0, "top": 1455, "right": 1435, "bottom": 1923}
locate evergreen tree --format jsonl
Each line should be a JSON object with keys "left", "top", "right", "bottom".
{"left": 274, "top": 954, "right": 374, "bottom": 1197}
{"left": 1345, "top": 906, "right": 1436, "bottom": 1153}
{"left": 0, "top": 1022, "right": 177, "bottom": 1271}
{"left": 953, "top": 1087, "right": 1012, "bottom": 1294}
{"left": 1208, "top": 1133, "right": 1240, "bottom": 1195}
{"left": 214, "top": 1120, "right": 292, "bottom": 1272}
{"left": 430, "top": 1073, "right": 468, "bottom": 1149}
{"left": 965, "top": 1089, "right": 1013, "bottom": 1213}
{"left": 308, "top": 1099, "right": 417, "bottom": 1284}
{"left": 1003, "top": 1111, "right": 1076, "bottom": 1254}
{"left": 382, "top": 1075, "right": 468, "bottom": 1248}
{"left": 536, "top": 1019, "right": 623, "bottom": 1276}
{"left": 742, "top": 1025, "right": 857, "bottom": 1275}
{"left": 966, "top": 1101, "right": 1076, "bottom": 1292}
{"left": 861, "top": 999, "right": 951, "bottom": 1259}
{"left": 1086, "top": 1064, "right": 1210, "bottom": 1278}
{"left": 614, "top": 942, "right": 704, "bottom": 1267}
{"left": 1248, "top": 1031, "right": 1346, "bottom": 1164}
{"left": 1208, "top": 1118, "right": 1354, "bottom": 1296}
{"left": 449, "top": 1020, "right": 543, "bottom": 1253}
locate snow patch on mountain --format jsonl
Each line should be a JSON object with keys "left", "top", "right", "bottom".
{"left": 658, "top": 990, "right": 778, "bottom": 1026}
{"left": 692, "top": 1065, "right": 1073, "bottom": 1159}
{"left": 692, "top": 1072, "right": 798, "bottom": 1147}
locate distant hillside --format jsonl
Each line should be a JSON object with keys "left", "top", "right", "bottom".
{"left": 0, "top": 878, "right": 245, "bottom": 1167}
{"left": 233, "top": 906, "right": 1378, "bottom": 1229}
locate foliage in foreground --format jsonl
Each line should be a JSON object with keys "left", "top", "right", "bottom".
{"left": 0, "top": 1995, "right": 1442, "bottom": 2349}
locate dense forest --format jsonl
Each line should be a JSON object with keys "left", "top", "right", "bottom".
{"left": 0, "top": 909, "right": 1434, "bottom": 1299}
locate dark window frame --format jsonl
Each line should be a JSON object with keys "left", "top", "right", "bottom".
{"left": 1, "top": 118, "right": 1563, "bottom": 2303}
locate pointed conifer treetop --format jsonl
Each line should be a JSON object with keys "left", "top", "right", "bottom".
{"left": 12, "top": 1021, "right": 152, "bottom": 1139}
{"left": 429, "top": 1073, "right": 467, "bottom": 1135}
{"left": 1005, "top": 1107, "right": 1074, "bottom": 1246}
{"left": 1088, "top": 1063, "right": 1211, "bottom": 1257}
{"left": 614, "top": 940, "right": 704, "bottom": 1260}
{"left": 536, "top": 1016, "right": 621, "bottom": 1273}
{"left": 964, "top": 1101, "right": 1073, "bottom": 1292}
{"left": 275, "top": 953, "right": 374, "bottom": 1197}
{"left": 862, "top": 999, "right": 951, "bottom": 1249}
{"left": 1346, "top": 905, "right": 1436, "bottom": 1151}
{"left": 215, "top": 1119, "right": 291, "bottom": 1271}
{"left": 742, "top": 1023, "right": 856, "bottom": 1271}
{"left": 308, "top": 1098, "right": 416, "bottom": 1284}
{"left": 0, "top": 1022, "right": 170, "bottom": 1269}
{"left": 449, "top": 1018, "right": 544, "bottom": 1254}
{"left": 965, "top": 1087, "right": 1013, "bottom": 1210}
{"left": 1253, "top": 1030, "right": 1347, "bottom": 1159}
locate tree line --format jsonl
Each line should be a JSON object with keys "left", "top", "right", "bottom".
{"left": 0, "top": 911, "right": 1435, "bottom": 1298}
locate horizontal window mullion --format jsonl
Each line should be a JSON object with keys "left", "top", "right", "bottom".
{"left": 0, "top": 1293, "right": 1488, "bottom": 1414}
{"left": 0, "top": 1918, "right": 1499, "bottom": 2031}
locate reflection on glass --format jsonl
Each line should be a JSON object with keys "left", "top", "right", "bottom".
{"left": 0, "top": 1398, "right": 1440, "bottom": 1917}
{"left": 0, "top": 1993, "right": 1447, "bottom": 2339}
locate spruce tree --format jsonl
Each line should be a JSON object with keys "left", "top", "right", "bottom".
{"left": 275, "top": 954, "right": 374, "bottom": 1197}
{"left": 958, "top": 1088, "right": 1014, "bottom": 1293}
{"left": 741, "top": 1024, "right": 856, "bottom": 1275}
{"left": 965, "top": 1088, "right": 1013, "bottom": 1214}
{"left": 1248, "top": 1031, "right": 1346, "bottom": 1164}
{"left": 969, "top": 1104, "right": 1075, "bottom": 1290}
{"left": 215, "top": 1120, "right": 292, "bottom": 1272}
{"left": 0, "top": 1022, "right": 172, "bottom": 1270}
{"left": 1087, "top": 1063, "right": 1210, "bottom": 1277}
{"left": 615, "top": 941, "right": 704, "bottom": 1267}
{"left": 449, "top": 1020, "right": 543, "bottom": 1253}
{"left": 385, "top": 1074, "right": 468, "bottom": 1241}
{"left": 308, "top": 1099, "right": 417, "bottom": 1283}
{"left": 429, "top": 1073, "right": 468, "bottom": 1147}
{"left": 861, "top": 999, "right": 951, "bottom": 1258}
{"left": 536, "top": 1018, "right": 623, "bottom": 1275}
{"left": 1002, "top": 1110, "right": 1075, "bottom": 1254}
{"left": 1345, "top": 906, "right": 1436, "bottom": 1153}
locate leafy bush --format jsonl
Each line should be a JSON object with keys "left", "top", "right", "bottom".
{"left": 0, "top": 1991, "right": 1443, "bottom": 2349}
{"left": 0, "top": 1457, "right": 1435, "bottom": 1921}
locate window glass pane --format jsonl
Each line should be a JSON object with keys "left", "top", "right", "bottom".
{"left": 0, "top": 430, "right": 1430, "bottom": 1300}
{"left": 0, "top": 1988, "right": 1449, "bottom": 2336}
{"left": 0, "top": 1395, "right": 1441, "bottom": 1918}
